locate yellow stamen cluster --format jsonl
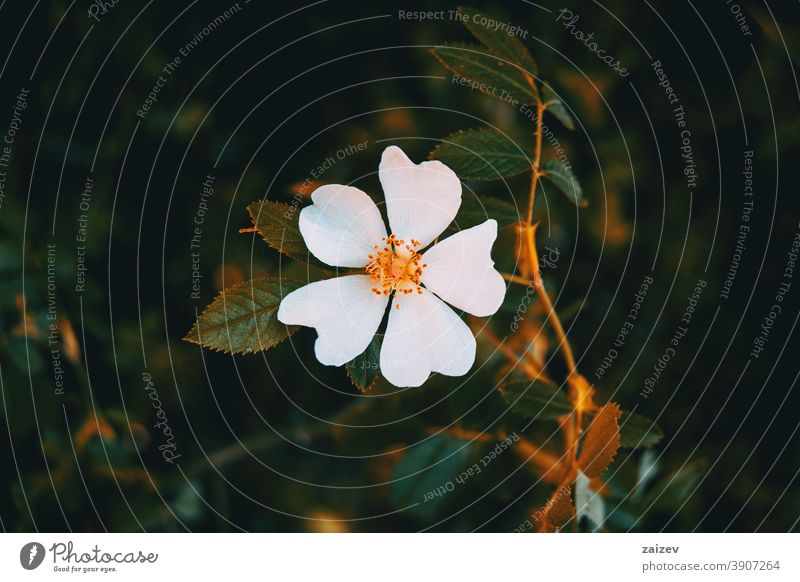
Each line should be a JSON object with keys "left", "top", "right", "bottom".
{"left": 366, "top": 235, "right": 427, "bottom": 302}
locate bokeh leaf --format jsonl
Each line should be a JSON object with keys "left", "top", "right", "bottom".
{"left": 642, "top": 459, "right": 707, "bottom": 510}
{"left": 173, "top": 479, "right": 204, "bottom": 523}
{"left": 431, "top": 42, "right": 539, "bottom": 105}
{"left": 391, "top": 435, "right": 475, "bottom": 516}
{"left": 430, "top": 128, "right": 531, "bottom": 181}
{"left": 184, "top": 277, "right": 302, "bottom": 354}
{"left": 514, "top": 437, "right": 567, "bottom": 484}
{"left": 458, "top": 6, "right": 538, "bottom": 77}
{"left": 500, "top": 378, "right": 573, "bottom": 420}
{"left": 541, "top": 160, "right": 586, "bottom": 207}
{"left": 635, "top": 449, "right": 660, "bottom": 501}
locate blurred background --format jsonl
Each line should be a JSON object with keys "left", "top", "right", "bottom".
{"left": 0, "top": 0, "right": 798, "bottom": 532}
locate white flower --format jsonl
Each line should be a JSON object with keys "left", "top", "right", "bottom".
{"left": 277, "top": 145, "right": 506, "bottom": 387}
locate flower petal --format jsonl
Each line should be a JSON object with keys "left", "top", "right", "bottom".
{"left": 379, "top": 289, "right": 476, "bottom": 387}
{"left": 420, "top": 219, "right": 506, "bottom": 317}
{"left": 278, "top": 275, "right": 388, "bottom": 366}
{"left": 378, "top": 145, "right": 461, "bottom": 248}
{"left": 299, "top": 184, "right": 387, "bottom": 268}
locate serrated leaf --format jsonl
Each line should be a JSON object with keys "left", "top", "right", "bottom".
{"left": 500, "top": 379, "right": 573, "bottom": 420}
{"left": 452, "top": 194, "right": 522, "bottom": 231}
{"left": 584, "top": 409, "right": 663, "bottom": 449}
{"left": 619, "top": 411, "right": 664, "bottom": 449}
{"left": 345, "top": 334, "right": 382, "bottom": 391}
{"left": 391, "top": 435, "right": 475, "bottom": 517}
{"left": 578, "top": 402, "right": 621, "bottom": 478}
{"left": 183, "top": 277, "right": 303, "bottom": 355}
{"left": 430, "top": 128, "right": 531, "bottom": 181}
{"left": 431, "top": 42, "right": 538, "bottom": 105}
{"left": 534, "top": 485, "right": 575, "bottom": 532}
{"left": 514, "top": 437, "right": 567, "bottom": 484}
{"left": 246, "top": 200, "right": 324, "bottom": 266}
{"left": 541, "top": 160, "right": 586, "bottom": 206}
{"left": 458, "top": 6, "right": 538, "bottom": 77}
{"left": 542, "top": 83, "right": 575, "bottom": 130}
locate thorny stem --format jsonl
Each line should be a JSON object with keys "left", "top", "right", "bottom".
{"left": 518, "top": 95, "right": 583, "bottom": 516}
{"left": 525, "top": 102, "right": 545, "bottom": 227}
{"left": 524, "top": 220, "right": 581, "bottom": 481}
{"left": 522, "top": 101, "right": 577, "bottom": 379}
{"left": 525, "top": 224, "right": 577, "bottom": 377}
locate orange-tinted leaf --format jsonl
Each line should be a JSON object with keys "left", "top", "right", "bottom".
{"left": 75, "top": 415, "right": 117, "bottom": 450}
{"left": 589, "top": 475, "right": 610, "bottom": 496}
{"left": 306, "top": 510, "right": 350, "bottom": 533}
{"left": 13, "top": 294, "right": 40, "bottom": 338}
{"left": 426, "top": 427, "right": 496, "bottom": 443}
{"left": 534, "top": 486, "right": 575, "bottom": 532}
{"left": 96, "top": 466, "right": 155, "bottom": 485}
{"left": 214, "top": 264, "right": 245, "bottom": 292}
{"left": 514, "top": 437, "right": 568, "bottom": 484}
{"left": 568, "top": 373, "right": 597, "bottom": 414}
{"left": 578, "top": 402, "right": 621, "bottom": 478}
{"left": 59, "top": 319, "right": 80, "bottom": 364}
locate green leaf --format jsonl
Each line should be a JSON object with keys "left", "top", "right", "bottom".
{"left": 542, "top": 83, "right": 575, "bottom": 130}
{"left": 0, "top": 242, "right": 23, "bottom": 274}
{"left": 183, "top": 277, "right": 303, "bottom": 355}
{"left": 642, "top": 459, "right": 707, "bottom": 510}
{"left": 500, "top": 379, "right": 573, "bottom": 420}
{"left": 604, "top": 503, "right": 641, "bottom": 530}
{"left": 173, "top": 479, "right": 204, "bottom": 523}
{"left": 582, "top": 409, "right": 663, "bottom": 449}
{"left": 635, "top": 449, "right": 660, "bottom": 501}
{"left": 431, "top": 42, "right": 538, "bottom": 105}
{"left": 452, "top": 194, "right": 522, "bottom": 230}
{"left": 457, "top": 6, "right": 538, "bottom": 77}
{"left": 541, "top": 160, "right": 586, "bottom": 207}
{"left": 7, "top": 337, "right": 44, "bottom": 373}
{"left": 345, "top": 334, "right": 382, "bottom": 391}
{"left": 246, "top": 200, "right": 324, "bottom": 266}
{"left": 619, "top": 412, "right": 664, "bottom": 449}
{"left": 391, "top": 435, "right": 475, "bottom": 516}
{"left": 429, "top": 128, "right": 531, "bottom": 181}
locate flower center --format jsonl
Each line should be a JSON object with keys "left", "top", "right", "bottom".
{"left": 366, "top": 235, "right": 426, "bottom": 297}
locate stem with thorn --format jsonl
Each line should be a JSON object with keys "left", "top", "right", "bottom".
{"left": 517, "top": 93, "right": 583, "bottom": 509}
